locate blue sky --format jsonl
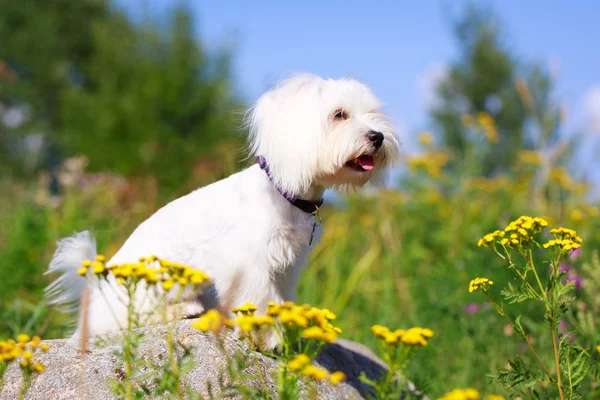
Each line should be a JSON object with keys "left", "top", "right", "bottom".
{"left": 118, "top": 0, "right": 600, "bottom": 181}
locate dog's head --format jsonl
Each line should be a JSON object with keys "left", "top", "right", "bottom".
{"left": 247, "top": 74, "right": 400, "bottom": 196}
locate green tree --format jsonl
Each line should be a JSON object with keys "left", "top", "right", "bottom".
{"left": 0, "top": 2, "right": 241, "bottom": 193}
{"left": 432, "top": 5, "right": 529, "bottom": 175}
{"left": 59, "top": 9, "right": 241, "bottom": 194}
{"left": 0, "top": 0, "right": 111, "bottom": 176}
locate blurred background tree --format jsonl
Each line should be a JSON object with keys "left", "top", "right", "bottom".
{"left": 431, "top": 5, "right": 563, "bottom": 176}
{"left": 0, "top": 0, "right": 243, "bottom": 335}
{"left": 0, "top": 0, "right": 111, "bottom": 177}
{"left": 0, "top": 0, "right": 242, "bottom": 194}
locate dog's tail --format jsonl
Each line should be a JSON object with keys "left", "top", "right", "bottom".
{"left": 45, "top": 231, "right": 97, "bottom": 314}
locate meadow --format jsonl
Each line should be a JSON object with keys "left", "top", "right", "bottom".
{"left": 1, "top": 107, "right": 599, "bottom": 399}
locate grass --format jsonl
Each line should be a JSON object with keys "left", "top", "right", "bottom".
{"left": 1, "top": 126, "right": 599, "bottom": 397}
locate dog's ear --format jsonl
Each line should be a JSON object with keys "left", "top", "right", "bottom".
{"left": 246, "top": 75, "right": 325, "bottom": 196}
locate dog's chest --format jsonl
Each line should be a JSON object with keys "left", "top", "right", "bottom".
{"left": 261, "top": 214, "right": 315, "bottom": 272}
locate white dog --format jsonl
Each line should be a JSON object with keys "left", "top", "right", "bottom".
{"left": 45, "top": 74, "right": 400, "bottom": 345}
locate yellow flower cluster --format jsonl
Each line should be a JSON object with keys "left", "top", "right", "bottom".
{"left": 517, "top": 150, "right": 542, "bottom": 165}
{"left": 478, "top": 216, "right": 549, "bottom": 248}
{"left": 549, "top": 167, "right": 577, "bottom": 191}
{"left": 0, "top": 334, "right": 49, "bottom": 373}
{"left": 193, "top": 302, "right": 341, "bottom": 341}
{"left": 438, "top": 387, "right": 480, "bottom": 400}
{"left": 78, "top": 255, "right": 210, "bottom": 290}
{"left": 418, "top": 131, "right": 434, "bottom": 146}
{"left": 407, "top": 151, "right": 450, "bottom": 178}
{"left": 235, "top": 314, "right": 276, "bottom": 332}
{"left": 543, "top": 227, "right": 583, "bottom": 252}
{"left": 268, "top": 301, "right": 342, "bottom": 343}
{"left": 371, "top": 325, "right": 434, "bottom": 347}
{"left": 477, "top": 230, "right": 504, "bottom": 247}
{"left": 439, "top": 389, "right": 505, "bottom": 400}
{"left": 476, "top": 112, "right": 499, "bottom": 143}
{"left": 192, "top": 309, "right": 226, "bottom": 333}
{"left": 231, "top": 302, "right": 258, "bottom": 315}
{"left": 468, "top": 176, "right": 511, "bottom": 194}
{"left": 287, "top": 354, "right": 345, "bottom": 385}
{"left": 226, "top": 302, "right": 276, "bottom": 331}
{"left": 469, "top": 277, "right": 494, "bottom": 293}
{"left": 462, "top": 112, "right": 499, "bottom": 143}
{"left": 192, "top": 307, "right": 275, "bottom": 334}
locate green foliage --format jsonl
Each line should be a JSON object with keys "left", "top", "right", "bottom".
{"left": 58, "top": 8, "right": 241, "bottom": 194}
{"left": 0, "top": 0, "right": 111, "bottom": 175}
{"left": 431, "top": 4, "right": 567, "bottom": 175}
{"left": 0, "top": 1, "right": 242, "bottom": 194}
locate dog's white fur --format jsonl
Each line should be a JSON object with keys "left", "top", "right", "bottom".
{"left": 45, "top": 74, "right": 400, "bottom": 344}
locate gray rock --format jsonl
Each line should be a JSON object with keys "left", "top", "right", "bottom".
{"left": 0, "top": 321, "right": 407, "bottom": 400}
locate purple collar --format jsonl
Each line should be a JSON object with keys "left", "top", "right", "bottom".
{"left": 258, "top": 156, "right": 323, "bottom": 214}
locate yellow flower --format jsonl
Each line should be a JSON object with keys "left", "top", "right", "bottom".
{"left": 22, "top": 350, "right": 33, "bottom": 360}
{"left": 192, "top": 309, "right": 223, "bottom": 333}
{"left": 486, "top": 216, "right": 549, "bottom": 249}
{"left": 31, "top": 363, "right": 45, "bottom": 373}
{"left": 329, "top": 371, "right": 346, "bottom": 385}
{"left": 383, "top": 332, "right": 399, "bottom": 344}
{"left": 542, "top": 227, "right": 583, "bottom": 252}
{"left": 517, "top": 150, "right": 542, "bottom": 165}
{"left": 190, "top": 272, "right": 209, "bottom": 284}
{"left": 418, "top": 131, "right": 433, "bottom": 146}
{"left": 321, "top": 331, "right": 337, "bottom": 343}
{"left": 469, "top": 277, "right": 494, "bottom": 293}
{"left": 20, "top": 360, "right": 29, "bottom": 368}
{"left": 232, "top": 302, "right": 258, "bottom": 315}
{"left": 372, "top": 326, "right": 432, "bottom": 347}
{"left": 41, "top": 343, "right": 50, "bottom": 352}
{"left": 17, "top": 334, "right": 30, "bottom": 344}
{"left": 301, "top": 364, "right": 329, "bottom": 381}
{"left": 279, "top": 310, "right": 309, "bottom": 328}
{"left": 596, "top": 345, "right": 600, "bottom": 353}
{"left": 438, "top": 387, "right": 480, "bottom": 400}
{"left": 419, "top": 328, "right": 434, "bottom": 338}
{"left": 77, "top": 267, "right": 88, "bottom": 276}
{"left": 96, "top": 254, "right": 106, "bottom": 262}
{"left": 92, "top": 261, "right": 104, "bottom": 274}
{"left": 371, "top": 325, "right": 391, "bottom": 338}
{"left": 407, "top": 151, "right": 450, "bottom": 178}
{"left": 288, "top": 354, "right": 310, "bottom": 372}
{"left": 234, "top": 315, "right": 275, "bottom": 332}
{"left": 303, "top": 326, "right": 325, "bottom": 340}
{"left": 162, "top": 279, "right": 175, "bottom": 291}
{"left": 486, "top": 395, "right": 505, "bottom": 400}
{"left": 82, "top": 260, "right": 92, "bottom": 267}
{"left": 400, "top": 328, "right": 429, "bottom": 346}
{"left": 321, "top": 308, "right": 336, "bottom": 320}
{"left": 477, "top": 230, "right": 504, "bottom": 247}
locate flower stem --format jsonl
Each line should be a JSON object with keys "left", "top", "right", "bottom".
{"left": 527, "top": 249, "right": 565, "bottom": 400}
{"left": 125, "top": 283, "right": 135, "bottom": 400}
{"left": 552, "top": 328, "right": 566, "bottom": 400}
{"left": 486, "top": 294, "right": 553, "bottom": 379}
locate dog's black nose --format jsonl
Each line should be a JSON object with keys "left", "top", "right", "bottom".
{"left": 367, "top": 131, "right": 384, "bottom": 149}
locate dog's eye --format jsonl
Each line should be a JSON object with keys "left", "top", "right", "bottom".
{"left": 333, "top": 109, "right": 348, "bottom": 120}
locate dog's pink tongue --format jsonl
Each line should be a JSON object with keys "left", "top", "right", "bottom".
{"left": 357, "top": 155, "right": 375, "bottom": 170}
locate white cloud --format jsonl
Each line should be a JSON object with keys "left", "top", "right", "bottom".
{"left": 416, "top": 62, "right": 448, "bottom": 110}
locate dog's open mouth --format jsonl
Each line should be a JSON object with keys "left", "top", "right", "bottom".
{"left": 345, "top": 155, "right": 375, "bottom": 172}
